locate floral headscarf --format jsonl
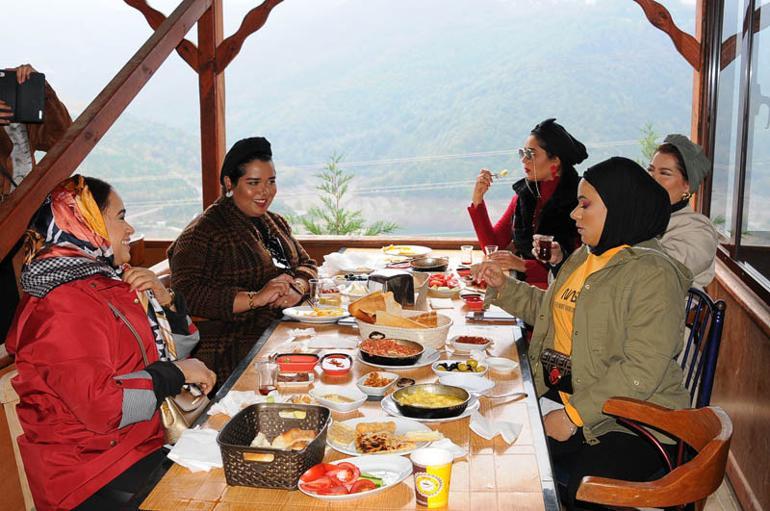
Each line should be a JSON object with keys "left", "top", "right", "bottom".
{"left": 21, "top": 175, "right": 177, "bottom": 360}
{"left": 22, "top": 175, "right": 118, "bottom": 296}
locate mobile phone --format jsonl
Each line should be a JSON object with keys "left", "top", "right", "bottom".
{"left": 0, "top": 70, "right": 46, "bottom": 123}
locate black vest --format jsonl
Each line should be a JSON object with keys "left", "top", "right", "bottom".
{"left": 510, "top": 166, "right": 580, "bottom": 278}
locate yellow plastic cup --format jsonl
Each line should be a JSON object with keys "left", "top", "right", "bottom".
{"left": 411, "top": 447, "right": 453, "bottom": 508}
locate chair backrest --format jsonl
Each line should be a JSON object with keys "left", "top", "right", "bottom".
{"left": 576, "top": 397, "right": 732, "bottom": 509}
{"left": 0, "top": 366, "right": 35, "bottom": 510}
{"left": 682, "top": 288, "right": 727, "bottom": 408}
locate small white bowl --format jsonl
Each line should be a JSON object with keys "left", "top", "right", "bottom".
{"left": 356, "top": 371, "right": 399, "bottom": 396}
{"left": 450, "top": 335, "right": 493, "bottom": 353}
{"left": 309, "top": 386, "right": 367, "bottom": 412}
{"left": 486, "top": 357, "right": 518, "bottom": 373}
{"left": 438, "top": 373, "right": 496, "bottom": 394}
{"left": 432, "top": 359, "right": 488, "bottom": 377}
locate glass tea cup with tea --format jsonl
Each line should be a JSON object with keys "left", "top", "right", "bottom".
{"left": 533, "top": 235, "right": 554, "bottom": 262}
{"left": 255, "top": 360, "right": 279, "bottom": 396}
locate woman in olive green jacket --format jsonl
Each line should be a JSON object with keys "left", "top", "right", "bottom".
{"left": 475, "top": 157, "right": 691, "bottom": 510}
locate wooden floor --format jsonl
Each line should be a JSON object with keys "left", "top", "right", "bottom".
{"left": 704, "top": 479, "right": 741, "bottom": 511}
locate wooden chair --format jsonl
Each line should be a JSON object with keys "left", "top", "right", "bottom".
{"left": 576, "top": 397, "right": 732, "bottom": 510}
{"left": 0, "top": 366, "right": 35, "bottom": 510}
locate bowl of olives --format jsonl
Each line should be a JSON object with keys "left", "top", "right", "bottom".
{"left": 431, "top": 358, "right": 488, "bottom": 377}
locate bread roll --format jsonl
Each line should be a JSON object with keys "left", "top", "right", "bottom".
{"left": 271, "top": 428, "right": 316, "bottom": 450}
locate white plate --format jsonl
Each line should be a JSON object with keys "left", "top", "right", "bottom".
{"left": 338, "top": 265, "right": 375, "bottom": 274}
{"left": 486, "top": 356, "right": 519, "bottom": 373}
{"left": 357, "top": 371, "right": 399, "bottom": 396}
{"left": 309, "top": 386, "right": 367, "bottom": 413}
{"left": 381, "top": 245, "right": 432, "bottom": 257}
{"left": 381, "top": 394, "right": 480, "bottom": 423}
{"left": 357, "top": 347, "right": 441, "bottom": 370}
{"left": 339, "top": 282, "right": 371, "bottom": 298}
{"left": 327, "top": 417, "right": 432, "bottom": 456}
{"left": 282, "top": 306, "right": 350, "bottom": 324}
{"left": 298, "top": 455, "right": 412, "bottom": 501}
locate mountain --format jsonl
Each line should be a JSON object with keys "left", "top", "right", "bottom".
{"left": 70, "top": 0, "right": 696, "bottom": 237}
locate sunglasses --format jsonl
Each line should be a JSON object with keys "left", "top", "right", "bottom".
{"left": 518, "top": 147, "right": 535, "bottom": 160}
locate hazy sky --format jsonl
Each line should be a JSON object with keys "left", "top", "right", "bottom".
{"left": 4, "top": 0, "right": 697, "bottom": 117}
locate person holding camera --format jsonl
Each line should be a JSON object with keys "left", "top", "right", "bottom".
{"left": 1, "top": 64, "right": 73, "bottom": 344}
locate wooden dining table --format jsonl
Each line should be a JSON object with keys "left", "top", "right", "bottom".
{"left": 141, "top": 249, "right": 559, "bottom": 511}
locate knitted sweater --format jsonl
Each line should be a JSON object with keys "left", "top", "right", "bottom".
{"left": 168, "top": 196, "right": 317, "bottom": 383}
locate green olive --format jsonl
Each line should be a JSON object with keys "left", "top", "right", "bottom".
{"left": 467, "top": 359, "right": 478, "bottom": 368}
{"left": 458, "top": 363, "right": 468, "bottom": 372}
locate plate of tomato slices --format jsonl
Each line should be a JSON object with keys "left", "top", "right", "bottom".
{"left": 297, "top": 455, "right": 412, "bottom": 501}
{"left": 427, "top": 273, "right": 462, "bottom": 298}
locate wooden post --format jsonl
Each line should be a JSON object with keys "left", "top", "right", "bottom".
{"left": 0, "top": 0, "right": 211, "bottom": 260}
{"left": 198, "top": 0, "right": 225, "bottom": 208}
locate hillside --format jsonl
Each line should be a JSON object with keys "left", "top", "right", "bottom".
{"left": 73, "top": 0, "right": 696, "bottom": 238}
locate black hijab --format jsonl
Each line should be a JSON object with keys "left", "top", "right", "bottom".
{"left": 582, "top": 157, "right": 671, "bottom": 256}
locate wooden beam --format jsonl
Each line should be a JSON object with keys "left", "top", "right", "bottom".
{"left": 0, "top": 0, "right": 212, "bottom": 260}
{"left": 198, "top": 0, "right": 226, "bottom": 208}
{"left": 124, "top": 0, "right": 201, "bottom": 72}
{"left": 215, "top": 0, "right": 284, "bottom": 73}
{"left": 633, "top": 0, "right": 701, "bottom": 71}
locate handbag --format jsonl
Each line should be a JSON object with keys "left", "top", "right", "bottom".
{"left": 127, "top": 317, "right": 209, "bottom": 444}
{"left": 540, "top": 348, "right": 573, "bottom": 394}
{"left": 160, "top": 386, "right": 209, "bottom": 444}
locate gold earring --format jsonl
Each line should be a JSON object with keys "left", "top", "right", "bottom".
{"left": 681, "top": 191, "right": 692, "bottom": 201}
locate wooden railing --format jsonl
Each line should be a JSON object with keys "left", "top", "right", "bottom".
{"left": 0, "top": 0, "right": 284, "bottom": 261}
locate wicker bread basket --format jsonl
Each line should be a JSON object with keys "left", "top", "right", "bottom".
{"left": 217, "top": 403, "right": 330, "bottom": 489}
{"left": 356, "top": 311, "right": 453, "bottom": 350}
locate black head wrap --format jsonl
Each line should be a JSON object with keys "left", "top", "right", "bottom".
{"left": 582, "top": 157, "right": 671, "bottom": 255}
{"left": 530, "top": 118, "right": 588, "bottom": 166}
{"left": 219, "top": 137, "right": 273, "bottom": 186}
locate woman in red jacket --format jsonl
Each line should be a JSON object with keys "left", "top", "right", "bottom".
{"left": 468, "top": 118, "right": 587, "bottom": 288}
{"left": 6, "top": 176, "right": 216, "bottom": 511}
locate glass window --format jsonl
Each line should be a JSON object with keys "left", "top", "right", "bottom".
{"left": 739, "top": 0, "right": 770, "bottom": 285}
{"left": 710, "top": 0, "right": 749, "bottom": 241}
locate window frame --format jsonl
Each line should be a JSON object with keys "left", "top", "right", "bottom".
{"left": 705, "top": 0, "right": 770, "bottom": 304}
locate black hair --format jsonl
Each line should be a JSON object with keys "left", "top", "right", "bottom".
{"left": 219, "top": 137, "right": 274, "bottom": 187}
{"left": 223, "top": 152, "right": 273, "bottom": 186}
{"left": 531, "top": 133, "right": 556, "bottom": 160}
{"left": 653, "top": 143, "right": 688, "bottom": 181}
{"left": 83, "top": 176, "right": 113, "bottom": 211}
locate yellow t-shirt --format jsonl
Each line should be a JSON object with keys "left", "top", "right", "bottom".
{"left": 551, "top": 245, "right": 628, "bottom": 426}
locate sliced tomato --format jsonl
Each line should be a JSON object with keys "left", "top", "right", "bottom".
{"left": 315, "top": 484, "right": 350, "bottom": 495}
{"left": 299, "top": 463, "right": 328, "bottom": 483}
{"left": 300, "top": 475, "right": 340, "bottom": 491}
{"left": 349, "top": 479, "right": 377, "bottom": 494}
{"left": 326, "top": 462, "right": 360, "bottom": 483}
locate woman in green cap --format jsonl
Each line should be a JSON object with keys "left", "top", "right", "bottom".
{"left": 647, "top": 134, "right": 718, "bottom": 289}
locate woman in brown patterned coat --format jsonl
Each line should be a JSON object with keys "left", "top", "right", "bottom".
{"left": 168, "top": 137, "right": 317, "bottom": 384}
